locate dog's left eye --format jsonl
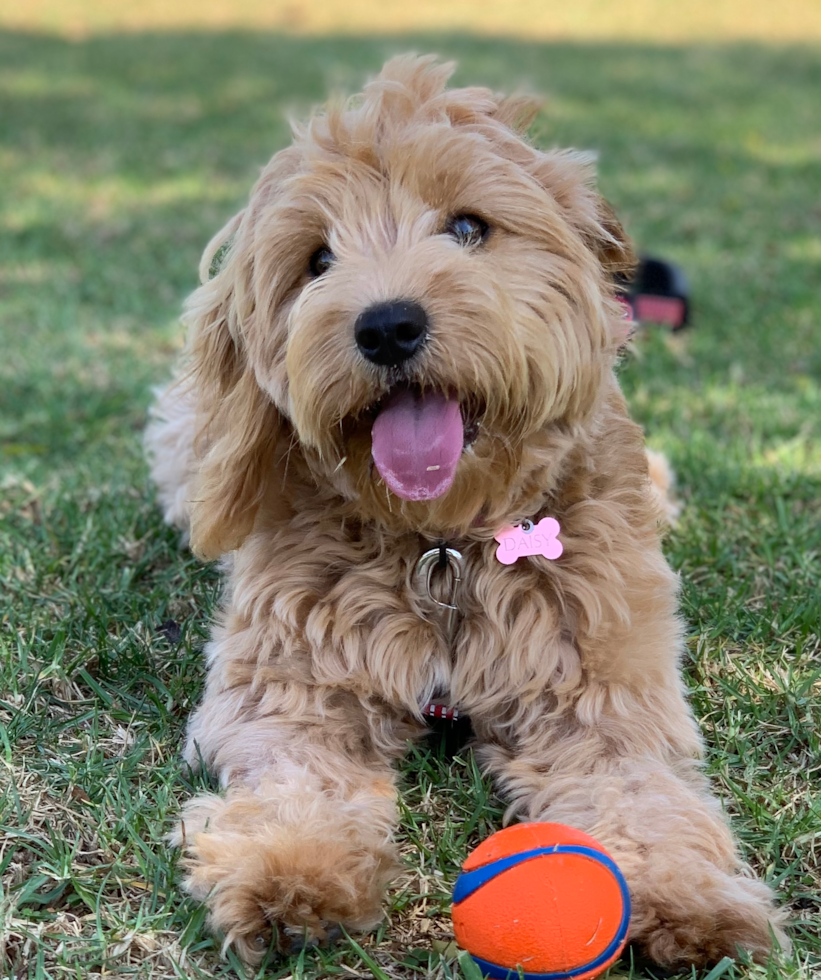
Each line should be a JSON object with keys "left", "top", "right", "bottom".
{"left": 308, "top": 246, "right": 335, "bottom": 278}
{"left": 446, "top": 214, "right": 489, "bottom": 247}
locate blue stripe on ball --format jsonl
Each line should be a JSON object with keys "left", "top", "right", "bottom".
{"left": 469, "top": 944, "right": 622, "bottom": 980}
{"left": 453, "top": 844, "right": 631, "bottom": 979}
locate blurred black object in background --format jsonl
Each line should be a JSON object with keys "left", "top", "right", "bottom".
{"left": 619, "top": 256, "right": 691, "bottom": 331}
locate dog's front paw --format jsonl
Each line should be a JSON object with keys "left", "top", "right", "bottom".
{"left": 174, "top": 789, "right": 398, "bottom": 964}
{"left": 631, "top": 859, "right": 790, "bottom": 968}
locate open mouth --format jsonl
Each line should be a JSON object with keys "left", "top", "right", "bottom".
{"left": 369, "top": 384, "right": 479, "bottom": 501}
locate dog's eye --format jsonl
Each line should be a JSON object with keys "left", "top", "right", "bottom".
{"left": 308, "top": 246, "right": 335, "bottom": 278}
{"left": 446, "top": 214, "right": 489, "bottom": 247}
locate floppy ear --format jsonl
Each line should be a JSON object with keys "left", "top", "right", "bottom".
{"left": 184, "top": 211, "right": 282, "bottom": 560}
{"left": 530, "top": 148, "right": 636, "bottom": 281}
{"left": 590, "top": 196, "right": 636, "bottom": 280}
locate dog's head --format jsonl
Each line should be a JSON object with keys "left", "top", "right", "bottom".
{"left": 186, "top": 56, "right": 633, "bottom": 558}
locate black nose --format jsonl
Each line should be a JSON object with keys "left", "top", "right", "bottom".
{"left": 354, "top": 300, "right": 428, "bottom": 366}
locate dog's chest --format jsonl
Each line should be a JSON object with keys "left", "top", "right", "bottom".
{"left": 250, "top": 530, "right": 573, "bottom": 711}
{"left": 408, "top": 541, "right": 574, "bottom": 711}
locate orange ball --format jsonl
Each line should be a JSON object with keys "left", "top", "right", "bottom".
{"left": 452, "top": 822, "right": 630, "bottom": 980}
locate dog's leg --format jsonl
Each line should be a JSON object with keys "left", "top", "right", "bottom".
{"left": 172, "top": 667, "right": 413, "bottom": 964}
{"left": 475, "top": 681, "right": 789, "bottom": 968}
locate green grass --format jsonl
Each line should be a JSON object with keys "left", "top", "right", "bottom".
{"left": 1, "top": 27, "right": 819, "bottom": 980}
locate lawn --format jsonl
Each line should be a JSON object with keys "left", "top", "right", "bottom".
{"left": 1, "top": 18, "right": 820, "bottom": 980}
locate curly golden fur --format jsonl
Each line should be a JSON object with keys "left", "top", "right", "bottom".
{"left": 146, "top": 56, "right": 787, "bottom": 968}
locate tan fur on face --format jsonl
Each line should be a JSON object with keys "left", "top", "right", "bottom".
{"left": 146, "top": 56, "right": 788, "bottom": 969}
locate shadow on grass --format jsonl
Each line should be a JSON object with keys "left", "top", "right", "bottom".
{"left": 2, "top": 30, "right": 821, "bottom": 175}
{"left": 1, "top": 29, "right": 819, "bottom": 382}
{"left": 1, "top": 29, "right": 820, "bottom": 475}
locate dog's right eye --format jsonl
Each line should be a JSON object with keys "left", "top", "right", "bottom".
{"left": 308, "top": 246, "right": 335, "bottom": 278}
{"left": 445, "top": 214, "right": 489, "bottom": 247}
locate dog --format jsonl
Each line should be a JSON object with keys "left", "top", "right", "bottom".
{"left": 145, "top": 55, "right": 788, "bottom": 969}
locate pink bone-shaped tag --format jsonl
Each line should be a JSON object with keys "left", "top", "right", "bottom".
{"left": 494, "top": 517, "right": 563, "bottom": 565}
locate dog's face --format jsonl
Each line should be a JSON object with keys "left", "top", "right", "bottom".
{"left": 187, "top": 56, "right": 632, "bottom": 556}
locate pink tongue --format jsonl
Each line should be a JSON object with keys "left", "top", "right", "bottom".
{"left": 371, "top": 389, "right": 464, "bottom": 501}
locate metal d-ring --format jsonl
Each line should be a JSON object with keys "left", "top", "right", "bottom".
{"left": 414, "top": 546, "right": 463, "bottom": 637}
